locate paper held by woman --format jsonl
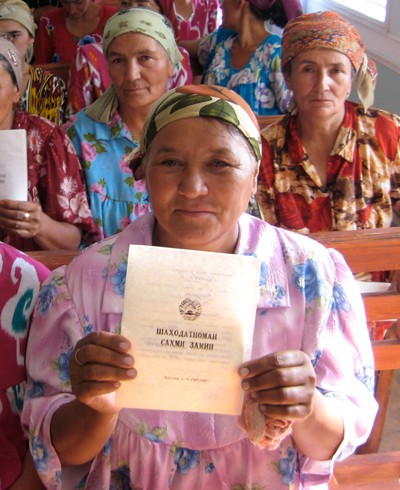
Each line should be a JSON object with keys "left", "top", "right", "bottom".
{"left": 117, "top": 244, "right": 261, "bottom": 415}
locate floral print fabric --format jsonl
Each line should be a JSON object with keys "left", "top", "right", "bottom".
{"left": 19, "top": 65, "right": 66, "bottom": 125}
{"left": 199, "top": 28, "right": 291, "bottom": 115}
{"left": 258, "top": 101, "right": 400, "bottom": 232}
{"left": 66, "top": 43, "right": 193, "bottom": 117}
{"left": 34, "top": 5, "right": 116, "bottom": 64}
{"left": 65, "top": 109, "right": 150, "bottom": 241}
{"left": 170, "top": 0, "right": 222, "bottom": 41}
{"left": 22, "top": 212, "right": 377, "bottom": 489}
{"left": 0, "top": 111, "right": 95, "bottom": 251}
{"left": 0, "top": 243, "right": 50, "bottom": 489}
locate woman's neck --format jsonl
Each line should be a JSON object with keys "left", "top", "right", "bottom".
{"left": 173, "top": 0, "right": 193, "bottom": 21}
{"left": 119, "top": 105, "right": 147, "bottom": 142}
{"left": 231, "top": 15, "right": 269, "bottom": 69}
{"left": 66, "top": 2, "right": 100, "bottom": 38}
{"left": 296, "top": 108, "right": 345, "bottom": 149}
{"left": 0, "top": 110, "right": 15, "bottom": 130}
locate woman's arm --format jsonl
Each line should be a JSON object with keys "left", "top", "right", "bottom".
{"left": 51, "top": 332, "right": 136, "bottom": 465}
{"left": 0, "top": 200, "right": 82, "bottom": 250}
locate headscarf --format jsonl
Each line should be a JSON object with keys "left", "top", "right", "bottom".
{"left": 85, "top": 7, "right": 182, "bottom": 124}
{"left": 281, "top": 11, "right": 377, "bottom": 111}
{"left": 0, "top": 36, "right": 22, "bottom": 91}
{"left": 0, "top": 0, "right": 35, "bottom": 62}
{"left": 248, "top": 0, "right": 303, "bottom": 23}
{"left": 135, "top": 85, "right": 262, "bottom": 169}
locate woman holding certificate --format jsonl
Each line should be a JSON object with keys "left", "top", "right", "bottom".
{"left": 0, "top": 38, "right": 94, "bottom": 251}
{"left": 23, "top": 85, "right": 377, "bottom": 489}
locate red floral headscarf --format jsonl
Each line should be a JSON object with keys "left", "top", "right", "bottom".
{"left": 282, "top": 11, "right": 377, "bottom": 110}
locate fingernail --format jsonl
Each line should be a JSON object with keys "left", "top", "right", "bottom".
{"left": 123, "top": 355, "right": 133, "bottom": 366}
{"left": 242, "top": 381, "right": 250, "bottom": 391}
{"left": 238, "top": 367, "right": 250, "bottom": 377}
{"left": 119, "top": 342, "right": 130, "bottom": 351}
{"left": 126, "top": 369, "right": 136, "bottom": 377}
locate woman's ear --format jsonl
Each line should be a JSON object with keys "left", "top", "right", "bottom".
{"left": 12, "top": 86, "right": 21, "bottom": 104}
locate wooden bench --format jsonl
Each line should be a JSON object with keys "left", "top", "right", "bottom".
{"left": 309, "top": 227, "right": 400, "bottom": 488}
{"left": 26, "top": 249, "right": 78, "bottom": 270}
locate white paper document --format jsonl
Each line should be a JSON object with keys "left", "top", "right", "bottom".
{"left": 117, "top": 245, "right": 261, "bottom": 415}
{"left": 0, "top": 129, "right": 28, "bottom": 201}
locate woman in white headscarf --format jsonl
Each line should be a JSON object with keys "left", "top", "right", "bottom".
{"left": 64, "top": 7, "right": 182, "bottom": 242}
{"left": 0, "top": 0, "right": 66, "bottom": 124}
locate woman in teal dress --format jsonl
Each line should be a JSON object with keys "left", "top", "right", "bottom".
{"left": 64, "top": 7, "right": 181, "bottom": 241}
{"left": 199, "top": 0, "right": 302, "bottom": 115}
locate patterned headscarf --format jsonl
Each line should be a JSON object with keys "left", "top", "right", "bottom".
{"left": 0, "top": 36, "right": 22, "bottom": 91}
{"left": 138, "top": 85, "right": 262, "bottom": 164}
{"left": 281, "top": 11, "right": 377, "bottom": 110}
{"left": 102, "top": 7, "right": 181, "bottom": 64}
{"left": 248, "top": 0, "right": 302, "bottom": 23}
{"left": 0, "top": 0, "right": 35, "bottom": 61}
{"left": 85, "top": 7, "right": 182, "bottom": 124}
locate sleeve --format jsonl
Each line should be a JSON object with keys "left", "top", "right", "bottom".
{"left": 268, "top": 41, "right": 291, "bottom": 114}
{"left": 66, "top": 45, "right": 107, "bottom": 118}
{"left": 34, "top": 15, "right": 54, "bottom": 64}
{"left": 197, "top": 31, "right": 216, "bottom": 69}
{"left": 171, "top": 47, "right": 193, "bottom": 88}
{"left": 256, "top": 134, "right": 279, "bottom": 225}
{"left": 36, "top": 123, "right": 95, "bottom": 240}
{"left": 299, "top": 248, "right": 378, "bottom": 485}
{"left": 21, "top": 268, "right": 88, "bottom": 489}
{"left": 39, "top": 73, "right": 67, "bottom": 125}
{"left": 207, "top": 0, "right": 222, "bottom": 33}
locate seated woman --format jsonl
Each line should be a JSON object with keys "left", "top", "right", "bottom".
{"left": 23, "top": 85, "right": 377, "bottom": 489}
{"left": 34, "top": 0, "right": 116, "bottom": 64}
{"left": 65, "top": 8, "right": 181, "bottom": 241}
{"left": 0, "top": 0, "right": 66, "bottom": 124}
{"left": 257, "top": 11, "right": 400, "bottom": 339}
{"left": 0, "top": 241, "right": 50, "bottom": 490}
{"left": 196, "top": 0, "right": 303, "bottom": 115}
{"left": 66, "top": 0, "right": 192, "bottom": 118}
{"left": 0, "top": 38, "right": 95, "bottom": 251}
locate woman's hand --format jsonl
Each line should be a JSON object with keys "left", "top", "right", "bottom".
{"left": 0, "top": 199, "right": 43, "bottom": 238}
{"left": 239, "top": 350, "right": 316, "bottom": 421}
{"left": 69, "top": 332, "right": 137, "bottom": 415}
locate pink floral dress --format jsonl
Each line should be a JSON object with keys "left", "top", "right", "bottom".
{"left": 22, "top": 213, "right": 377, "bottom": 489}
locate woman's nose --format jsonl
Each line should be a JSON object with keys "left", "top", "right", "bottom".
{"left": 178, "top": 169, "right": 208, "bottom": 198}
{"left": 315, "top": 70, "right": 330, "bottom": 91}
{"left": 126, "top": 60, "right": 141, "bottom": 82}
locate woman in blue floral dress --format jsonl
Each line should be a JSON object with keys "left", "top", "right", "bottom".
{"left": 64, "top": 8, "right": 182, "bottom": 241}
{"left": 199, "top": 0, "right": 302, "bottom": 115}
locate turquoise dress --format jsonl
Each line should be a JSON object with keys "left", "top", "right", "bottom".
{"left": 65, "top": 110, "right": 149, "bottom": 241}
{"left": 199, "top": 28, "right": 290, "bottom": 115}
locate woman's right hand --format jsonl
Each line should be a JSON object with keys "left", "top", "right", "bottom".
{"left": 69, "top": 332, "right": 136, "bottom": 415}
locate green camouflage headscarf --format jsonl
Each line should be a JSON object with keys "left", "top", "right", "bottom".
{"left": 140, "top": 85, "right": 262, "bottom": 164}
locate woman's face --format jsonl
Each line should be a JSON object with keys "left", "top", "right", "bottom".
{"left": 60, "top": 0, "right": 92, "bottom": 18}
{"left": 107, "top": 32, "right": 173, "bottom": 114}
{"left": 0, "top": 62, "right": 20, "bottom": 129}
{"left": 285, "top": 49, "right": 353, "bottom": 119}
{"left": 0, "top": 20, "right": 33, "bottom": 61}
{"left": 221, "top": 0, "right": 241, "bottom": 30}
{"left": 144, "top": 117, "right": 258, "bottom": 253}
{"left": 118, "top": 0, "right": 161, "bottom": 12}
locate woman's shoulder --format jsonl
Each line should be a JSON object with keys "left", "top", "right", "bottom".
{"left": 14, "top": 110, "right": 57, "bottom": 132}
{"left": 41, "top": 6, "right": 67, "bottom": 23}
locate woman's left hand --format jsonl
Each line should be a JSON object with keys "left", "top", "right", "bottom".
{"left": 239, "top": 350, "right": 316, "bottom": 421}
{"left": 0, "top": 199, "right": 43, "bottom": 238}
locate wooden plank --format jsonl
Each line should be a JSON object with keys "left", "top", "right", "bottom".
{"left": 363, "top": 293, "right": 400, "bottom": 321}
{"left": 333, "top": 451, "right": 400, "bottom": 485}
{"left": 373, "top": 340, "right": 400, "bottom": 370}
{"left": 26, "top": 249, "right": 78, "bottom": 270}
{"left": 309, "top": 228, "right": 400, "bottom": 273}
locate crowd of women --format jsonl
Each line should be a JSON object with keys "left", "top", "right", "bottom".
{"left": 1, "top": 0, "right": 399, "bottom": 488}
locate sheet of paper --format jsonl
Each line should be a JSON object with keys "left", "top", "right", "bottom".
{"left": 0, "top": 130, "right": 27, "bottom": 201}
{"left": 117, "top": 244, "right": 261, "bottom": 415}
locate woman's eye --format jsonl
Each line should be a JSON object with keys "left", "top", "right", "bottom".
{"left": 211, "top": 160, "right": 231, "bottom": 168}
{"left": 160, "top": 159, "right": 179, "bottom": 167}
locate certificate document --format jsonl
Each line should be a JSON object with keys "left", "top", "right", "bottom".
{"left": 0, "top": 130, "right": 27, "bottom": 201}
{"left": 117, "top": 244, "right": 261, "bottom": 415}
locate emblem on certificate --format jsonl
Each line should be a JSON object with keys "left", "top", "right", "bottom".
{"left": 179, "top": 297, "right": 201, "bottom": 321}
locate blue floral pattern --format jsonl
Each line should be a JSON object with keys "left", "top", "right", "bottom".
{"left": 293, "top": 259, "right": 322, "bottom": 303}
{"left": 200, "top": 28, "right": 290, "bottom": 115}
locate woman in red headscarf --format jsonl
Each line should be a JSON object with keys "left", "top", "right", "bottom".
{"left": 257, "top": 11, "right": 400, "bottom": 339}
